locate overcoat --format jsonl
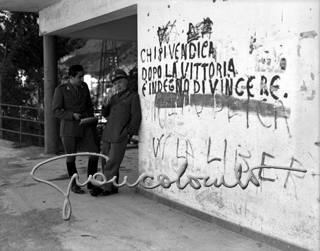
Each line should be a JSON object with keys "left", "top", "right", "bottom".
{"left": 101, "top": 90, "right": 141, "bottom": 143}
{"left": 52, "top": 81, "right": 94, "bottom": 137}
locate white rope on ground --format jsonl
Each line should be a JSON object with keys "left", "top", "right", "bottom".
{"left": 30, "top": 152, "right": 110, "bottom": 220}
{"left": 30, "top": 152, "right": 307, "bottom": 221}
{"left": 30, "top": 152, "right": 176, "bottom": 220}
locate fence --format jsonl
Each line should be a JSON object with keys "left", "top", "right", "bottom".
{"left": 0, "top": 103, "right": 44, "bottom": 146}
{"left": 0, "top": 103, "right": 104, "bottom": 147}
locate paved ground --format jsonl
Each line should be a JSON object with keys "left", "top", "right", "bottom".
{"left": 0, "top": 139, "right": 281, "bottom": 251}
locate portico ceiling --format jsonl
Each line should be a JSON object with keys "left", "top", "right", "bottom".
{"left": 0, "top": 0, "right": 60, "bottom": 13}
{"left": 0, "top": 0, "right": 137, "bottom": 41}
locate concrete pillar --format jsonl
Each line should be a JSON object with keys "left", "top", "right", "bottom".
{"left": 43, "top": 35, "right": 59, "bottom": 154}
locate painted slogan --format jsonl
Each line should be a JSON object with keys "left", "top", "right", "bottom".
{"left": 140, "top": 18, "right": 291, "bottom": 128}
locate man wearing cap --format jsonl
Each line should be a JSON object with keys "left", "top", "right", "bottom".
{"left": 52, "top": 64, "right": 100, "bottom": 196}
{"left": 92, "top": 69, "right": 142, "bottom": 196}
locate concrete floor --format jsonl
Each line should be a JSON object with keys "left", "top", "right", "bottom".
{"left": 0, "top": 139, "right": 282, "bottom": 251}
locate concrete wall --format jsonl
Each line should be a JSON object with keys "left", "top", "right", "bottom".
{"left": 38, "top": 0, "right": 138, "bottom": 39}
{"left": 137, "top": 0, "right": 319, "bottom": 250}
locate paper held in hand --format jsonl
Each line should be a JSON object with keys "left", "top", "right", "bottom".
{"left": 79, "top": 117, "right": 98, "bottom": 126}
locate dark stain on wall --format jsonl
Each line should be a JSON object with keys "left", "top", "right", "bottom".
{"left": 300, "top": 30, "right": 317, "bottom": 39}
{"left": 154, "top": 92, "right": 291, "bottom": 119}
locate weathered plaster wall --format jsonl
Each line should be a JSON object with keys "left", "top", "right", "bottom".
{"left": 137, "top": 0, "right": 319, "bottom": 250}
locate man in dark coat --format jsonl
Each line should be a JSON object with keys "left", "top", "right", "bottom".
{"left": 52, "top": 64, "right": 100, "bottom": 196}
{"left": 94, "top": 69, "right": 142, "bottom": 196}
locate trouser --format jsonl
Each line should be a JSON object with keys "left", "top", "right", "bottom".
{"left": 62, "top": 127, "right": 99, "bottom": 188}
{"left": 66, "top": 161, "right": 98, "bottom": 189}
{"left": 91, "top": 122, "right": 101, "bottom": 153}
{"left": 101, "top": 138, "right": 127, "bottom": 191}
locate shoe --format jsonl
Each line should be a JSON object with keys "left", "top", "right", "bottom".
{"left": 89, "top": 187, "right": 103, "bottom": 197}
{"left": 101, "top": 189, "right": 118, "bottom": 196}
{"left": 71, "top": 184, "right": 84, "bottom": 194}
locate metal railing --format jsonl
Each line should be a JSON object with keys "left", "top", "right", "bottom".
{"left": 0, "top": 103, "right": 104, "bottom": 147}
{"left": 0, "top": 103, "right": 44, "bottom": 145}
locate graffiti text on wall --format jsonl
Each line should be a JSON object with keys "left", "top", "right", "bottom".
{"left": 152, "top": 134, "right": 306, "bottom": 193}
{"left": 153, "top": 92, "right": 291, "bottom": 131}
{"left": 140, "top": 43, "right": 287, "bottom": 103}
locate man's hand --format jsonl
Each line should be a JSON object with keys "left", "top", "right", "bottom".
{"left": 102, "top": 95, "right": 111, "bottom": 106}
{"left": 73, "top": 113, "right": 82, "bottom": 120}
{"left": 102, "top": 87, "right": 117, "bottom": 106}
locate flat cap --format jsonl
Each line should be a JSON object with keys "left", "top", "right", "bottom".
{"left": 110, "top": 69, "right": 128, "bottom": 83}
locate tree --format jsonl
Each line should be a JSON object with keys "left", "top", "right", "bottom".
{"left": 0, "top": 11, "right": 86, "bottom": 107}
{"left": 0, "top": 11, "right": 86, "bottom": 142}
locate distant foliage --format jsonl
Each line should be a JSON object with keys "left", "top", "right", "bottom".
{"left": 0, "top": 11, "right": 86, "bottom": 145}
{"left": 128, "top": 66, "right": 138, "bottom": 92}
{"left": 0, "top": 11, "right": 86, "bottom": 106}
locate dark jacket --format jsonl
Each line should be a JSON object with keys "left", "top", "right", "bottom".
{"left": 52, "top": 81, "right": 94, "bottom": 137}
{"left": 101, "top": 90, "right": 141, "bottom": 143}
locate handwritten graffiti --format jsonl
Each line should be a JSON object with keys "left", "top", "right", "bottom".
{"left": 140, "top": 41, "right": 217, "bottom": 63}
{"left": 141, "top": 61, "right": 287, "bottom": 101}
{"left": 187, "top": 17, "right": 213, "bottom": 43}
{"left": 258, "top": 152, "right": 277, "bottom": 182}
{"left": 145, "top": 71, "right": 284, "bottom": 99}
{"left": 141, "top": 41, "right": 290, "bottom": 132}
{"left": 142, "top": 57, "right": 234, "bottom": 86}
{"left": 141, "top": 19, "right": 296, "bottom": 132}
{"left": 30, "top": 152, "right": 307, "bottom": 220}
{"left": 153, "top": 134, "right": 194, "bottom": 161}
{"left": 152, "top": 135, "right": 303, "bottom": 185}
{"left": 140, "top": 40, "right": 287, "bottom": 107}
{"left": 283, "top": 157, "right": 306, "bottom": 198}
{"left": 206, "top": 137, "right": 304, "bottom": 183}
{"left": 152, "top": 92, "right": 291, "bottom": 132}
{"left": 157, "top": 20, "right": 177, "bottom": 46}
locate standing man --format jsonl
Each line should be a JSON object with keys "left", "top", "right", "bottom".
{"left": 52, "top": 64, "right": 100, "bottom": 196}
{"left": 96, "top": 69, "right": 142, "bottom": 196}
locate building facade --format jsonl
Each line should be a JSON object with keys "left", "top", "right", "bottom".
{"left": 0, "top": 0, "right": 319, "bottom": 250}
